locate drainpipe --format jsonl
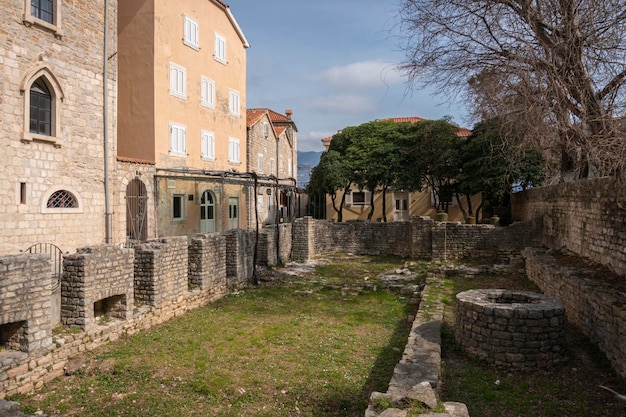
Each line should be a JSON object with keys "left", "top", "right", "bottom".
{"left": 103, "top": 0, "right": 112, "bottom": 243}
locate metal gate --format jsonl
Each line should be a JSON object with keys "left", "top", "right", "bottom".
{"left": 126, "top": 177, "right": 148, "bottom": 244}
{"left": 23, "top": 242, "right": 63, "bottom": 288}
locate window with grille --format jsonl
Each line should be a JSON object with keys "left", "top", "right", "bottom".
{"left": 46, "top": 190, "right": 78, "bottom": 208}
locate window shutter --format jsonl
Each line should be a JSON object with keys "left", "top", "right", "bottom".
{"left": 345, "top": 191, "right": 352, "bottom": 206}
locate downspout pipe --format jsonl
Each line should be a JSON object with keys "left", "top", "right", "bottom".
{"left": 103, "top": 0, "right": 112, "bottom": 243}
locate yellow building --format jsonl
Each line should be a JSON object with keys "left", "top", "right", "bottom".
{"left": 321, "top": 117, "right": 479, "bottom": 223}
{"left": 117, "top": 0, "right": 249, "bottom": 239}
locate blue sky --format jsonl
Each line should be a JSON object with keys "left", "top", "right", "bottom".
{"left": 231, "top": 0, "right": 470, "bottom": 152}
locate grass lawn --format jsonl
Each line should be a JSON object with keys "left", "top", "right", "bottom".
{"left": 9, "top": 255, "right": 626, "bottom": 416}
{"left": 11, "top": 255, "right": 417, "bottom": 417}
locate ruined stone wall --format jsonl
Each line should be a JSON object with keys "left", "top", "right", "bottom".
{"left": 0, "top": 254, "right": 52, "bottom": 355}
{"left": 512, "top": 178, "right": 626, "bottom": 277}
{"left": 188, "top": 233, "right": 227, "bottom": 291}
{"left": 62, "top": 245, "right": 134, "bottom": 330}
{"left": 293, "top": 216, "right": 541, "bottom": 261}
{"left": 225, "top": 229, "right": 255, "bottom": 288}
{"left": 522, "top": 247, "right": 626, "bottom": 378}
{"left": 257, "top": 224, "right": 293, "bottom": 266}
{"left": 134, "top": 237, "right": 188, "bottom": 307}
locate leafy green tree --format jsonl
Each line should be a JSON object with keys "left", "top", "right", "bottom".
{"left": 458, "top": 119, "right": 547, "bottom": 221}
{"left": 403, "top": 119, "right": 463, "bottom": 213}
{"left": 306, "top": 150, "right": 352, "bottom": 221}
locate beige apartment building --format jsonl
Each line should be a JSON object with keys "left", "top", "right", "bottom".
{"left": 246, "top": 108, "right": 298, "bottom": 227}
{"left": 0, "top": 0, "right": 118, "bottom": 255}
{"left": 118, "top": 0, "right": 249, "bottom": 239}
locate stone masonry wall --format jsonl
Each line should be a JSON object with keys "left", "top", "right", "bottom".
{"left": 0, "top": 254, "right": 52, "bottom": 355}
{"left": 62, "top": 245, "right": 134, "bottom": 330}
{"left": 188, "top": 233, "right": 227, "bottom": 291}
{"left": 134, "top": 237, "right": 189, "bottom": 307}
{"left": 522, "top": 247, "right": 626, "bottom": 378}
{"left": 256, "top": 224, "right": 293, "bottom": 266}
{"left": 293, "top": 216, "right": 541, "bottom": 261}
{"left": 225, "top": 229, "right": 255, "bottom": 289}
{"left": 512, "top": 178, "right": 626, "bottom": 277}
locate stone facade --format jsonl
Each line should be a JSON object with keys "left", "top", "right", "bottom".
{"left": 512, "top": 177, "right": 626, "bottom": 277}
{"left": 246, "top": 108, "right": 298, "bottom": 229}
{"left": 61, "top": 245, "right": 134, "bottom": 330}
{"left": 523, "top": 247, "right": 626, "bottom": 378}
{"left": 134, "top": 237, "right": 189, "bottom": 307}
{"left": 0, "top": 0, "right": 119, "bottom": 255}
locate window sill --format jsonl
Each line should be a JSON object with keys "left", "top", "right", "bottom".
{"left": 22, "top": 132, "right": 62, "bottom": 148}
{"left": 23, "top": 14, "right": 63, "bottom": 38}
{"left": 169, "top": 151, "right": 187, "bottom": 158}
{"left": 42, "top": 206, "right": 83, "bottom": 214}
{"left": 201, "top": 157, "right": 216, "bottom": 162}
{"left": 183, "top": 41, "right": 200, "bottom": 51}
{"left": 201, "top": 102, "right": 215, "bottom": 110}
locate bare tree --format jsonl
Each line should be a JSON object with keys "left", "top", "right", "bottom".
{"left": 396, "top": 0, "right": 626, "bottom": 178}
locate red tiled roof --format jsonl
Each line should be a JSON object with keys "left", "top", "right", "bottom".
{"left": 381, "top": 116, "right": 426, "bottom": 124}
{"left": 275, "top": 127, "right": 286, "bottom": 136}
{"left": 321, "top": 116, "right": 472, "bottom": 145}
{"left": 246, "top": 108, "right": 268, "bottom": 128}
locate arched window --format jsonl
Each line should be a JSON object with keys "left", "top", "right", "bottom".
{"left": 21, "top": 67, "right": 64, "bottom": 145}
{"left": 30, "top": 78, "right": 52, "bottom": 136}
{"left": 46, "top": 190, "right": 78, "bottom": 208}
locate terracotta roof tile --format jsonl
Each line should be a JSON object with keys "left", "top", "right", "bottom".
{"left": 321, "top": 116, "right": 472, "bottom": 145}
{"left": 246, "top": 108, "right": 268, "bottom": 127}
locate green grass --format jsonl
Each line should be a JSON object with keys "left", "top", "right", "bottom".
{"left": 11, "top": 255, "right": 417, "bottom": 417}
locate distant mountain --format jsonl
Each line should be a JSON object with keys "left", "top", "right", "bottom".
{"left": 297, "top": 151, "right": 323, "bottom": 187}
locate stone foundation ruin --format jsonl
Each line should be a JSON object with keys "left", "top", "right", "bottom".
{"left": 455, "top": 289, "right": 565, "bottom": 370}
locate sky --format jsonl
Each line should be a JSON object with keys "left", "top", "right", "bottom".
{"left": 231, "top": 0, "right": 470, "bottom": 153}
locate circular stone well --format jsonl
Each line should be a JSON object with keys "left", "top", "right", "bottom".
{"left": 455, "top": 289, "right": 565, "bottom": 370}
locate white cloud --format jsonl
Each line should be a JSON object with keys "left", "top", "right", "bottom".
{"left": 308, "top": 94, "right": 377, "bottom": 114}
{"left": 317, "top": 59, "right": 403, "bottom": 89}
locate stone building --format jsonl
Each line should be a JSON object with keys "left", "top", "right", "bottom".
{"left": 117, "top": 0, "right": 249, "bottom": 240}
{"left": 246, "top": 108, "right": 298, "bottom": 227}
{"left": 0, "top": 0, "right": 119, "bottom": 255}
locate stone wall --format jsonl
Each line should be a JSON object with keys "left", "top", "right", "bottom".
{"left": 522, "top": 247, "right": 626, "bottom": 378}
{"left": 256, "top": 224, "right": 293, "bottom": 266}
{"left": 0, "top": 230, "right": 248, "bottom": 398}
{"left": 225, "top": 229, "right": 255, "bottom": 289}
{"left": 293, "top": 216, "right": 541, "bottom": 261}
{"left": 0, "top": 254, "right": 52, "bottom": 355}
{"left": 134, "top": 237, "right": 189, "bottom": 307}
{"left": 512, "top": 178, "right": 626, "bottom": 277}
{"left": 62, "top": 245, "right": 134, "bottom": 330}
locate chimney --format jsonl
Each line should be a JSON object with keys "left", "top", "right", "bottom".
{"left": 285, "top": 109, "right": 293, "bottom": 120}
